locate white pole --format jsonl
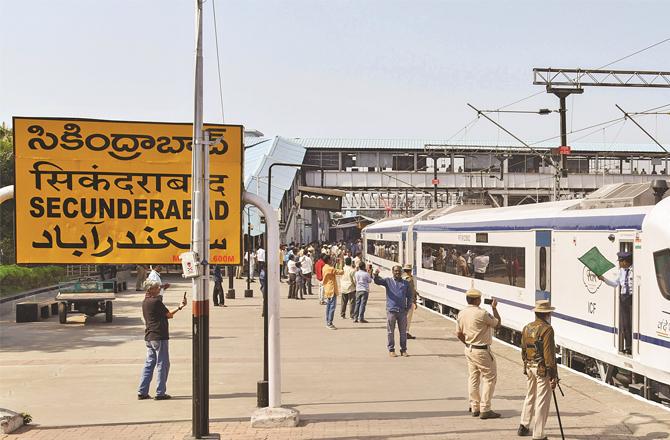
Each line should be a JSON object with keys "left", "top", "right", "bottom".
{"left": 191, "top": 0, "right": 210, "bottom": 437}
{"left": 0, "top": 185, "right": 13, "bottom": 204}
{"left": 242, "top": 191, "right": 281, "bottom": 407}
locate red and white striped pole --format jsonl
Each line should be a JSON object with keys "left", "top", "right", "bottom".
{"left": 191, "top": 0, "right": 210, "bottom": 437}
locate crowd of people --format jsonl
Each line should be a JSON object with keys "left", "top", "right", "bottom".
{"left": 133, "top": 238, "right": 562, "bottom": 439}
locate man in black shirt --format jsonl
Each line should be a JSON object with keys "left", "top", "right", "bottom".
{"left": 137, "top": 280, "right": 187, "bottom": 400}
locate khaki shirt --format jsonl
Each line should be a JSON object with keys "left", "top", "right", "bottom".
{"left": 521, "top": 318, "right": 557, "bottom": 378}
{"left": 402, "top": 273, "right": 417, "bottom": 303}
{"left": 456, "top": 305, "right": 498, "bottom": 346}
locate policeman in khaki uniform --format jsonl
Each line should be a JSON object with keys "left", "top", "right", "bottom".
{"left": 402, "top": 264, "right": 418, "bottom": 339}
{"left": 456, "top": 288, "right": 502, "bottom": 419}
{"left": 518, "top": 300, "right": 557, "bottom": 439}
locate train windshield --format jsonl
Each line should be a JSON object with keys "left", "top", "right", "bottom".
{"left": 653, "top": 249, "right": 670, "bottom": 300}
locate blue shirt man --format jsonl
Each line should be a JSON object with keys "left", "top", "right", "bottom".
{"left": 374, "top": 265, "right": 413, "bottom": 357}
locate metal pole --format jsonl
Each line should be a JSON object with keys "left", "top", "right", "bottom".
{"left": 190, "top": 1, "right": 210, "bottom": 437}
{"left": 259, "top": 162, "right": 322, "bottom": 407}
{"left": 243, "top": 192, "right": 283, "bottom": 408}
{"left": 227, "top": 266, "right": 235, "bottom": 298}
{"left": 245, "top": 208, "right": 253, "bottom": 297}
{"left": 0, "top": 185, "right": 13, "bottom": 204}
{"left": 467, "top": 103, "right": 560, "bottom": 202}
{"left": 433, "top": 153, "right": 438, "bottom": 207}
{"left": 615, "top": 104, "right": 669, "bottom": 153}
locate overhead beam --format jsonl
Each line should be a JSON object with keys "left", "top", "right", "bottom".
{"left": 533, "top": 68, "right": 670, "bottom": 88}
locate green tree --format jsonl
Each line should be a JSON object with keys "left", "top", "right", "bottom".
{"left": 0, "top": 123, "right": 15, "bottom": 264}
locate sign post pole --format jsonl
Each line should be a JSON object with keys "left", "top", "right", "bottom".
{"left": 190, "top": 1, "right": 211, "bottom": 438}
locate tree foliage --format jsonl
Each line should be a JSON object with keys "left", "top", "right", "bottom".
{"left": 0, "top": 123, "right": 15, "bottom": 263}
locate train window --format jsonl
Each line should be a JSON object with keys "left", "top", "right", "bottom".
{"left": 539, "top": 247, "right": 547, "bottom": 291}
{"left": 367, "top": 239, "right": 400, "bottom": 263}
{"left": 421, "top": 242, "right": 525, "bottom": 288}
{"left": 476, "top": 233, "right": 488, "bottom": 243}
{"left": 653, "top": 249, "right": 670, "bottom": 300}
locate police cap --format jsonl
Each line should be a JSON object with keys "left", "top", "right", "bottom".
{"left": 465, "top": 288, "right": 482, "bottom": 298}
{"left": 617, "top": 251, "right": 632, "bottom": 261}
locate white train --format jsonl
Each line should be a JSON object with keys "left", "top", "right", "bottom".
{"left": 363, "top": 181, "right": 670, "bottom": 404}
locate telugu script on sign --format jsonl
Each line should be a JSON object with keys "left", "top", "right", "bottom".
{"left": 14, "top": 117, "right": 243, "bottom": 265}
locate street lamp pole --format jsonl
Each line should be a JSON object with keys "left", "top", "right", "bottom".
{"left": 256, "top": 162, "right": 322, "bottom": 409}
{"left": 245, "top": 207, "right": 253, "bottom": 297}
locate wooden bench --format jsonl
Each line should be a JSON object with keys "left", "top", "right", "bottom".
{"left": 16, "top": 300, "right": 58, "bottom": 323}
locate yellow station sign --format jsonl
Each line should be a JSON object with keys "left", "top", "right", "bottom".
{"left": 13, "top": 117, "right": 243, "bottom": 265}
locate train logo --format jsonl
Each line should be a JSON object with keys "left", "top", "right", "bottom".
{"left": 582, "top": 266, "right": 602, "bottom": 294}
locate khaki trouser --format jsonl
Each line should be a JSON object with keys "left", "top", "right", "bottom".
{"left": 464, "top": 347, "right": 497, "bottom": 412}
{"left": 520, "top": 366, "right": 552, "bottom": 439}
{"left": 406, "top": 305, "right": 415, "bottom": 332}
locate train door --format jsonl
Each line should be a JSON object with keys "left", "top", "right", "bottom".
{"left": 618, "top": 239, "right": 634, "bottom": 355}
{"left": 535, "top": 230, "right": 551, "bottom": 302}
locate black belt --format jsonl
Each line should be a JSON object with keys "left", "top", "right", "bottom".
{"left": 466, "top": 344, "right": 488, "bottom": 349}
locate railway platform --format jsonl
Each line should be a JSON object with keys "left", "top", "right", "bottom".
{"left": 1, "top": 276, "right": 668, "bottom": 439}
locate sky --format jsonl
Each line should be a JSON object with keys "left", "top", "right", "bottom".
{"left": 1, "top": 0, "right": 669, "bottom": 147}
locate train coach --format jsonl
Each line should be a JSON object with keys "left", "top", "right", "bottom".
{"left": 363, "top": 181, "right": 670, "bottom": 404}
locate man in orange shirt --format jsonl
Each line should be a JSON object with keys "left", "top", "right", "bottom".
{"left": 321, "top": 255, "right": 343, "bottom": 329}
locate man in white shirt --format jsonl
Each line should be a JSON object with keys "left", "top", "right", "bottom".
{"left": 287, "top": 256, "right": 298, "bottom": 299}
{"left": 473, "top": 254, "right": 490, "bottom": 280}
{"left": 244, "top": 250, "right": 256, "bottom": 281}
{"left": 340, "top": 257, "right": 357, "bottom": 319}
{"left": 299, "top": 252, "right": 314, "bottom": 296}
{"left": 599, "top": 251, "right": 634, "bottom": 354}
{"left": 256, "top": 246, "right": 266, "bottom": 269}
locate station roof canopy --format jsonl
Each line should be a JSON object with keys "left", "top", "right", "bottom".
{"left": 292, "top": 138, "right": 666, "bottom": 154}
{"left": 243, "top": 136, "right": 306, "bottom": 235}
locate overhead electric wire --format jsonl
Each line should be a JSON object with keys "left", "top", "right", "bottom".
{"left": 596, "top": 37, "right": 670, "bottom": 70}
{"left": 569, "top": 119, "right": 626, "bottom": 144}
{"left": 530, "top": 103, "right": 670, "bottom": 145}
{"left": 212, "top": 0, "right": 225, "bottom": 123}
{"left": 445, "top": 38, "right": 670, "bottom": 150}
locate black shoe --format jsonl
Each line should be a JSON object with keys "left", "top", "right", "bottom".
{"left": 154, "top": 394, "right": 172, "bottom": 400}
{"left": 479, "top": 410, "right": 500, "bottom": 419}
{"left": 406, "top": 333, "right": 416, "bottom": 339}
{"left": 517, "top": 424, "right": 530, "bottom": 436}
{"left": 137, "top": 394, "right": 151, "bottom": 400}
{"left": 354, "top": 319, "right": 359, "bottom": 323}
{"left": 359, "top": 319, "right": 369, "bottom": 323}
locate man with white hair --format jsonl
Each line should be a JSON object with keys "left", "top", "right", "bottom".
{"left": 137, "top": 279, "right": 187, "bottom": 401}
{"left": 146, "top": 265, "right": 170, "bottom": 300}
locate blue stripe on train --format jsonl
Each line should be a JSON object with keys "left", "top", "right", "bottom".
{"left": 415, "top": 280, "right": 669, "bottom": 349}
{"left": 635, "top": 333, "right": 670, "bottom": 349}
{"left": 412, "top": 214, "right": 645, "bottom": 232}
